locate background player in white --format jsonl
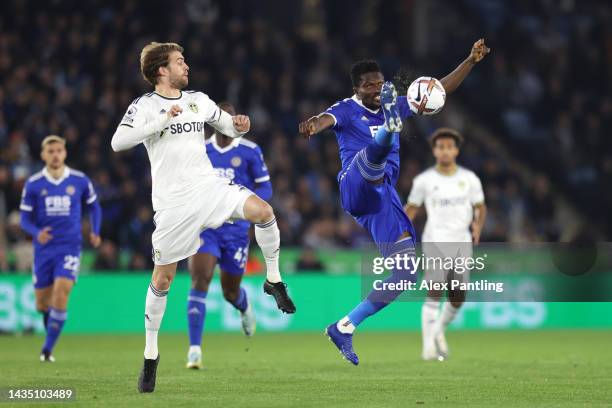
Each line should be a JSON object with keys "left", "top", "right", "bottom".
{"left": 405, "top": 128, "right": 487, "bottom": 360}
{"left": 111, "top": 42, "right": 295, "bottom": 393}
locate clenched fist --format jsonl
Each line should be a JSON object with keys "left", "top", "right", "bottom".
{"left": 233, "top": 115, "right": 251, "bottom": 133}
{"left": 167, "top": 104, "right": 183, "bottom": 118}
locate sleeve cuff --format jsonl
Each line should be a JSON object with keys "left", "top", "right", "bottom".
{"left": 322, "top": 112, "right": 337, "bottom": 127}
{"left": 255, "top": 175, "right": 270, "bottom": 183}
{"left": 20, "top": 204, "right": 33, "bottom": 211}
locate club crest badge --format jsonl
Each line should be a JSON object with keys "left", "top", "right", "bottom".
{"left": 153, "top": 249, "right": 162, "bottom": 262}
{"left": 66, "top": 185, "right": 76, "bottom": 195}
{"left": 188, "top": 102, "right": 198, "bottom": 113}
{"left": 231, "top": 156, "right": 242, "bottom": 167}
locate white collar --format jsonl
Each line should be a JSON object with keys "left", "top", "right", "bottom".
{"left": 351, "top": 94, "right": 380, "bottom": 114}
{"left": 211, "top": 134, "right": 241, "bottom": 154}
{"left": 42, "top": 166, "right": 70, "bottom": 185}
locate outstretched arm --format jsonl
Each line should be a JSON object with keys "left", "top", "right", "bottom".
{"left": 111, "top": 105, "right": 181, "bottom": 151}
{"left": 440, "top": 39, "right": 490, "bottom": 94}
{"left": 298, "top": 113, "right": 335, "bottom": 139}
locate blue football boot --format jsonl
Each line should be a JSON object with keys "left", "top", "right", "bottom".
{"left": 380, "top": 81, "right": 402, "bottom": 132}
{"left": 325, "top": 322, "right": 359, "bottom": 365}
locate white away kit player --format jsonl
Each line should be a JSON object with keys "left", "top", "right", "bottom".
{"left": 111, "top": 42, "right": 296, "bottom": 393}
{"left": 405, "top": 128, "right": 486, "bottom": 361}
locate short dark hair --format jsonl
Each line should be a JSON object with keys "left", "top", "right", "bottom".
{"left": 429, "top": 128, "right": 464, "bottom": 148}
{"left": 350, "top": 59, "right": 381, "bottom": 87}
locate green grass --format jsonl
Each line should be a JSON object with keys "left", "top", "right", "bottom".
{"left": 0, "top": 331, "right": 611, "bottom": 407}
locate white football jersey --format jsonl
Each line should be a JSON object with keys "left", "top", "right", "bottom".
{"left": 118, "top": 91, "right": 222, "bottom": 210}
{"left": 408, "top": 166, "right": 484, "bottom": 242}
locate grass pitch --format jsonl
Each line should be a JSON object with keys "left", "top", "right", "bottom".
{"left": 0, "top": 331, "right": 610, "bottom": 407}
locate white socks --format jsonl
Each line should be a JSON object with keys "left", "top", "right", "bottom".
{"left": 421, "top": 297, "right": 440, "bottom": 345}
{"left": 144, "top": 282, "right": 168, "bottom": 360}
{"left": 255, "top": 217, "right": 281, "bottom": 283}
{"left": 438, "top": 301, "right": 459, "bottom": 330}
{"left": 337, "top": 316, "right": 355, "bottom": 334}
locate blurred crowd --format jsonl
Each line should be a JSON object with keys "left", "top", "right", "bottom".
{"left": 445, "top": 0, "right": 612, "bottom": 237}
{"left": 0, "top": 0, "right": 606, "bottom": 272}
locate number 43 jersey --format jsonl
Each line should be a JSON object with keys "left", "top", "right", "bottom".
{"left": 20, "top": 166, "right": 97, "bottom": 252}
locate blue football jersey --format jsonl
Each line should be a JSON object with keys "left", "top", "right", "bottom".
{"left": 205, "top": 137, "right": 270, "bottom": 229}
{"left": 325, "top": 95, "right": 413, "bottom": 186}
{"left": 20, "top": 167, "right": 97, "bottom": 250}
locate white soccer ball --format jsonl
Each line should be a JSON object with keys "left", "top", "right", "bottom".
{"left": 407, "top": 76, "right": 446, "bottom": 115}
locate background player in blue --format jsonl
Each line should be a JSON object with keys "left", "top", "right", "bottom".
{"left": 185, "top": 102, "right": 272, "bottom": 369}
{"left": 19, "top": 135, "right": 102, "bottom": 362}
{"left": 298, "top": 39, "right": 490, "bottom": 365}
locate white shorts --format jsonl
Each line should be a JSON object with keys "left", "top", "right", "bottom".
{"left": 151, "top": 177, "right": 254, "bottom": 265}
{"left": 421, "top": 241, "right": 473, "bottom": 285}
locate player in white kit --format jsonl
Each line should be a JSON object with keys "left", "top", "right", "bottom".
{"left": 405, "top": 128, "right": 487, "bottom": 360}
{"left": 111, "top": 42, "right": 295, "bottom": 393}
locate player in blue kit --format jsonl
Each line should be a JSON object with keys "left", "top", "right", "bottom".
{"left": 185, "top": 102, "right": 272, "bottom": 369}
{"left": 298, "top": 39, "right": 490, "bottom": 365}
{"left": 19, "top": 135, "right": 102, "bottom": 362}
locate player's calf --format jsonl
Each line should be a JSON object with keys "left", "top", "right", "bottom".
{"left": 433, "top": 292, "right": 465, "bottom": 359}
{"left": 421, "top": 295, "right": 441, "bottom": 361}
{"left": 242, "top": 196, "right": 296, "bottom": 313}
{"left": 139, "top": 263, "right": 175, "bottom": 391}
{"left": 35, "top": 287, "right": 52, "bottom": 330}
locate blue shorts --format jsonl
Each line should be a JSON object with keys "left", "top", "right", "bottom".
{"left": 339, "top": 151, "right": 416, "bottom": 257}
{"left": 33, "top": 247, "right": 81, "bottom": 289}
{"left": 197, "top": 227, "right": 250, "bottom": 275}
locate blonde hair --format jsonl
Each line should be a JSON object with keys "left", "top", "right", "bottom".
{"left": 41, "top": 135, "right": 66, "bottom": 149}
{"left": 140, "top": 42, "right": 184, "bottom": 85}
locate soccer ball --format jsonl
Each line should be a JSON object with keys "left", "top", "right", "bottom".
{"left": 407, "top": 76, "right": 446, "bottom": 115}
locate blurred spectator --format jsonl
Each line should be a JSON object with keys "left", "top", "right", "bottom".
{"left": 93, "top": 241, "right": 119, "bottom": 270}
{"left": 295, "top": 247, "right": 325, "bottom": 271}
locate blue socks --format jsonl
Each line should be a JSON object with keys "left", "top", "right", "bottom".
{"left": 354, "top": 127, "right": 398, "bottom": 182}
{"left": 42, "top": 308, "right": 66, "bottom": 354}
{"left": 348, "top": 299, "right": 387, "bottom": 326}
{"left": 346, "top": 239, "right": 417, "bottom": 329}
{"left": 229, "top": 287, "right": 248, "bottom": 313}
{"left": 374, "top": 125, "right": 397, "bottom": 147}
{"left": 187, "top": 289, "right": 207, "bottom": 347}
